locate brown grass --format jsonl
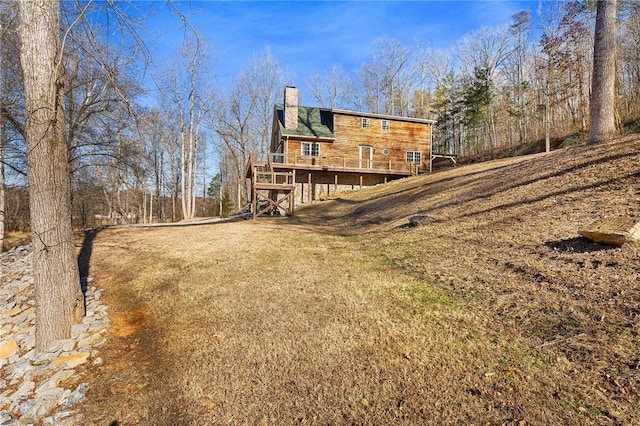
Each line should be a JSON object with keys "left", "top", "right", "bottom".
{"left": 3, "top": 231, "right": 30, "bottom": 251}
{"left": 79, "top": 137, "right": 639, "bottom": 425}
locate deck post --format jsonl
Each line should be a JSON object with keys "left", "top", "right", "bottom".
{"left": 359, "top": 175, "right": 363, "bottom": 190}
{"left": 334, "top": 174, "right": 338, "bottom": 193}
{"left": 252, "top": 171, "right": 257, "bottom": 220}
{"left": 308, "top": 172, "right": 312, "bottom": 203}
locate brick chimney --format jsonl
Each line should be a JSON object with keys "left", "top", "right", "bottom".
{"left": 284, "top": 86, "right": 298, "bottom": 130}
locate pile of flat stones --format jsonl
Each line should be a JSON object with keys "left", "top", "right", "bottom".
{"left": 0, "top": 244, "right": 109, "bottom": 425}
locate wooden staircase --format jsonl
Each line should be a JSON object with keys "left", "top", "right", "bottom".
{"left": 247, "top": 154, "right": 296, "bottom": 220}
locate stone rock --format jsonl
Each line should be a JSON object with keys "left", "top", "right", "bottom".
{"left": 4, "top": 307, "right": 21, "bottom": 317}
{"left": 15, "top": 326, "right": 33, "bottom": 335}
{"left": 43, "top": 410, "right": 74, "bottom": 426}
{"left": 579, "top": 217, "right": 640, "bottom": 246}
{"left": 17, "top": 335, "right": 34, "bottom": 352}
{"left": 408, "top": 214, "right": 435, "bottom": 227}
{"left": 10, "top": 381, "right": 35, "bottom": 403}
{"left": 0, "top": 412, "right": 13, "bottom": 425}
{"left": 47, "top": 339, "right": 75, "bottom": 354}
{"left": 70, "top": 324, "right": 89, "bottom": 339}
{"left": 0, "top": 340, "right": 18, "bottom": 361}
{"left": 64, "top": 383, "right": 88, "bottom": 407}
{"left": 36, "top": 370, "right": 73, "bottom": 394}
{"left": 31, "top": 352, "right": 56, "bottom": 366}
{"left": 1, "top": 244, "right": 110, "bottom": 424}
{"left": 20, "top": 396, "right": 57, "bottom": 421}
{"left": 88, "top": 319, "right": 108, "bottom": 332}
{"left": 6, "top": 361, "right": 33, "bottom": 381}
{"left": 78, "top": 333, "right": 104, "bottom": 350}
{"left": 50, "top": 352, "right": 90, "bottom": 369}
{"left": 56, "top": 389, "right": 72, "bottom": 406}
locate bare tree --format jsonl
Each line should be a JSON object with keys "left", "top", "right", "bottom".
{"left": 370, "top": 37, "right": 412, "bottom": 115}
{"left": 182, "top": 38, "right": 208, "bottom": 220}
{"left": 505, "top": 9, "right": 533, "bottom": 148}
{"left": 358, "top": 60, "right": 384, "bottom": 114}
{"left": 0, "top": 1, "right": 9, "bottom": 252}
{"left": 211, "top": 75, "right": 257, "bottom": 209}
{"left": 588, "top": 0, "right": 619, "bottom": 144}
{"left": 246, "top": 47, "right": 284, "bottom": 161}
{"left": 18, "top": 0, "right": 84, "bottom": 351}
{"left": 457, "top": 26, "right": 514, "bottom": 158}
{"left": 159, "top": 33, "right": 210, "bottom": 220}
{"left": 0, "top": 0, "right": 23, "bottom": 252}
{"left": 618, "top": 1, "right": 640, "bottom": 118}
{"left": 308, "top": 64, "right": 350, "bottom": 109}
{"left": 412, "top": 44, "right": 452, "bottom": 118}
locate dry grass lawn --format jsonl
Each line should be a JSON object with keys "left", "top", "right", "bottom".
{"left": 79, "top": 136, "right": 639, "bottom": 425}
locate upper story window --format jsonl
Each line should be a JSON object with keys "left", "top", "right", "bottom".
{"left": 361, "top": 117, "right": 370, "bottom": 129}
{"left": 406, "top": 151, "right": 422, "bottom": 165}
{"left": 381, "top": 120, "right": 390, "bottom": 131}
{"left": 301, "top": 142, "right": 320, "bottom": 158}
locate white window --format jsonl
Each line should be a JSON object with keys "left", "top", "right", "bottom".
{"left": 301, "top": 142, "right": 320, "bottom": 158}
{"left": 361, "top": 117, "right": 370, "bottom": 129}
{"left": 406, "top": 151, "right": 422, "bottom": 165}
{"left": 381, "top": 120, "right": 390, "bottom": 131}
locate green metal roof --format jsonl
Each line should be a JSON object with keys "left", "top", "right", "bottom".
{"left": 275, "top": 104, "right": 335, "bottom": 140}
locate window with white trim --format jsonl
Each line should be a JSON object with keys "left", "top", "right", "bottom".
{"left": 406, "top": 151, "right": 422, "bottom": 165}
{"left": 301, "top": 142, "right": 320, "bottom": 158}
{"left": 381, "top": 119, "right": 390, "bottom": 130}
{"left": 361, "top": 117, "right": 370, "bottom": 129}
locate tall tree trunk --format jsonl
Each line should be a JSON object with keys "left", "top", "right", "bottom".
{"left": 18, "top": 0, "right": 84, "bottom": 352}
{"left": 155, "top": 151, "right": 162, "bottom": 222}
{"left": 0, "top": 112, "right": 5, "bottom": 253}
{"left": 142, "top": 184, "right": 147, "bottom": 224}
{"left": 0, "top": 7, "right": 7, "bottom": 253}
{"left": 190, "top": 116, "right": 200, "bottom": 219}
{"left": 588, "top": 0, "right": 618, "bottom": 144}
{"left": 545, "top": 81, "right": 551, "bottom": 153}
{"left": 179, "top": 107, "right": 187, "bottom": 220}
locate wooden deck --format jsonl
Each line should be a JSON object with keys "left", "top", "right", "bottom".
{"left": 247, "top": 151, "right": 422, "bottom": 219}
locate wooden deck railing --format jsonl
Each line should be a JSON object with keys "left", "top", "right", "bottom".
{"left": 268, "top": 152, "right": 420, "bottom": 174}
{"left": 254, "top": 170, "right": 295, "bottom": 186}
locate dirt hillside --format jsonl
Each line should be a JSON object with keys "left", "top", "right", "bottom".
{"left": 78, "top": 136, "right": 639, "bottom": 425}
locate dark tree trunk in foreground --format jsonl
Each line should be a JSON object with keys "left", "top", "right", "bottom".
{"left": 18, "top": 0, "right": 84, "bottom": 351}
{"left": 588, "top": 0, "right": 618, "bottom": 144}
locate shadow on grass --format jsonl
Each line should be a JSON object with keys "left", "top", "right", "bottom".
{"left": 545, "top": 237, "right": 614, "bottom": 254}
{"left": 78, "top": 228, "right": 101, "bottom": 294}
{"left": 77, "top": 229, "right": 195, "bottom": 425}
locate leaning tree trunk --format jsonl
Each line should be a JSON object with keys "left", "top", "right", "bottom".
{"left": 18, "top": 0, "right": 84, "bottom": 352}
{"left": 588, "top": 0, "right": 618, "bottom": 144}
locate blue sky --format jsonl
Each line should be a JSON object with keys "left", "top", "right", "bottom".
{"left": 142, "top": 0, "right": 541, "bottom": 103}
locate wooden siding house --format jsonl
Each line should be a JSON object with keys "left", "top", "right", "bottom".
{"left": 247, "top": 86, "right": 435, "bottom": 218}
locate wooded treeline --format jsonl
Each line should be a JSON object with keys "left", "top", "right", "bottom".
{"left": 309, "top": 1, "right": 639, "bottom": 158}
{"left": 1, "top": 0, "right": 639, "bottom": 248}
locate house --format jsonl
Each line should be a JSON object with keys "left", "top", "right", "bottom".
{"left": 247, "top": 86, "right": 436, "bottom": 219}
